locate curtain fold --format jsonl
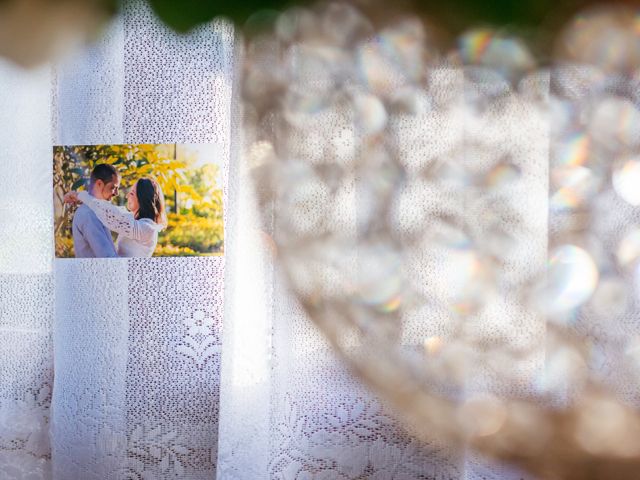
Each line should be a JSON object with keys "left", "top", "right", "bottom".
{"left": 52, "top": 259, "right": 130, "bottom": 478}
{"left": 49, "top": 2, "right": 234, "bottom": 479}
{"left": 0, "top": 60, "right": 54, "bottom": 480}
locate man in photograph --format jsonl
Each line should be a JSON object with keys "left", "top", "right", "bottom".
{"left": 71, "top": 164, "right": 121, "bottom": 258}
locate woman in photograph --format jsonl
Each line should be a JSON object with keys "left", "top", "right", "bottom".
{"left": 64, "top": 177, "right": 167, "bottom": 257}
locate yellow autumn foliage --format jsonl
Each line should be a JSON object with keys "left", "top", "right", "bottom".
{"left": 54, "top": 144, "right": 224, "bottom": 257}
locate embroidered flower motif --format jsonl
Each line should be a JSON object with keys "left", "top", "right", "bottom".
{"left": 125, "top": 424, "right": 191, "bottom": 478}
{"left": 177, "top": 309, "right": 221, "bottom": 367}
{"left": 272, "top": 395, "right": 458, "bottom": 480}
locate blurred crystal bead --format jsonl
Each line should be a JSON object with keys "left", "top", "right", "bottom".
{"left": 447, "top": 249, "right": 491, "bottom": 315}
{"left": 288, "top": 44, "right": 348, "bottom": 92}
{"left": 357, "top": 41, "right": 407, "bottom": 96}
{"left": 458, "top": 394, "right": 507, "bottom": 438}
{"left": 550, "top": 97, "right": 578, "bottom": 135}
{"left": 539, "top": 245, "right": 599, "bottom": 315}
{"left": 388, "top": 86, "right": 432, "bottom": 116}
{"left": 275, "top": 7, "right": 317, "bottom": 43}
{"left": 352, "top": 92, "right": 387, "bottom": 135}
{"left": 617, "top": 229, "right": 640, "bottom": 267}
{"left": 624, "top": 336, "right": 640, "bottom": 371}
{"left": 550, "top": 166, "right": 598, "bottom": 211}
{"left": 285, "top": 246, "right": 355, "bottom": 300}
{"left": 463, "top": 66, "right": 512, "bottom": 107}
{"left": 321, "top": 2, "right": 372, "bottom": 47}
{"left": 376, "top": 19, "right": 428, "bottom": 84}
{"left": 247, "top": 140, "right": 276, "bottom": 170}
{"left": 552, "top": 65, "right": 608, "bottom": 101}
{"left": 536, "top": 344, "right": 587, "bottom": 394}
{"left": 613, "top": 157, "right": 640, "bottom": 205}
{"left": 483, "top": 162, "right": 520, "bottom": 191}
{"left": 575, "top": 396, "right": 640, "bottom": 457}
{"left": 423, "top": 336, "right": 444, "bottom": 356}
{"left": 275, "top": 162, "right": 330, "bottom": 237}
{"left": 241, "top": 3, "right": 640, "bottom": 475}
{"left": 283, "top": 129, "right": 327, "bottom": 165}
{"left": 428, "top": 340, "right": 476, "bottom": 385}
{"left": 588, "top": 276, "right": 629, "bottom": 318}
{"left": 589, "top": 97, "right": 640, "bottom": 149}
{"left": 552, "top": 133, "right": 590, "bottom": 167}
{"left": 355, "top": 244, "right": 403, "bottom": 312}
{"left": 283, "top": 88, "right": 331, "bottom": 129}
{"left": 558, "top": 6, "right": 640, "bottom": 74}
{"left": 458, "top": 29, "right": 535, "bottom": 80}
{"left": 433, "top": 221, "right": 472, "bottom": 250}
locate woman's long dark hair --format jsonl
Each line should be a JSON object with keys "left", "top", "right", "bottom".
{"left": 135, "top": 177, "right": 167, "bottom": 227}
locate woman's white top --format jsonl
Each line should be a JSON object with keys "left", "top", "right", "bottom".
{"left": 78, "top": 191, "right": 164, "bottom": 257}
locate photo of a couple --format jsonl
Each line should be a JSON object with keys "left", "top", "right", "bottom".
{"left": 63, "top": 163, "right": 165, "bottom": 258}
{"left": 54, "top": 144, "right": 224, "bottom": 258}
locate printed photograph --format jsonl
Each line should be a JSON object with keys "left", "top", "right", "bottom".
{"left": 53, "top": 144, "right": 224, "bottom": 258}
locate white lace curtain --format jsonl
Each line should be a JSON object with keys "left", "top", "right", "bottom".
{"left": 0, "top": 2, "right": 544, "bottom": 480}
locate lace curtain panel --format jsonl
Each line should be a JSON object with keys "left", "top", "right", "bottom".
{"left": 0, "top": 2, "right": 553, "bottom": 480}
{"left": 0, "top": 59, "right": 53, "bottom": 480}
{"left": 1, "top": 1, "right": 233, "bottom": 478}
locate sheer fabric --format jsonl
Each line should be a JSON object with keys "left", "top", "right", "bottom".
{"left": 0, "top": 3, "right": 594, "bottom": 480}
{"left": 50, "top": 2, "right": 232, "bottom": 479}
{"left": 0, "top": 61, "right": 54, "bottom": 479}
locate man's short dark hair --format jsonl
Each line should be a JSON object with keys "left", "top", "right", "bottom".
{"left": 89, "top": 163, "right": 119, "bottom": 187}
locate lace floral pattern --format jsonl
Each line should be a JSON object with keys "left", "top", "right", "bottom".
{"left": 177, "top": 308, "right": 222, "bottom": 368}
{"left": 269, "top": 394, "right": 461, "bottom": 480}
{"left": 52, "top": 258, "right": 226, "bottom": 479}
{"left": 127, "top": 258, "right": 224, "bottom": 478}
{"left": 50, "top": 0, "right": 232, "bottom": 477}
{"left": 124, "top": 423, "right": 192, "bottom": 478}
{"left": 217, "top": 40, "right": 467, "bottom": 478}
{"left": 263, "top": 277, "right": 464, "bottom": 480}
